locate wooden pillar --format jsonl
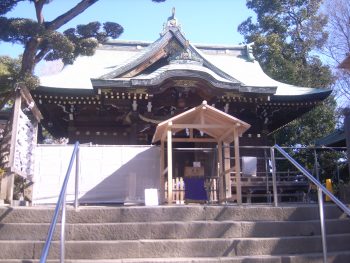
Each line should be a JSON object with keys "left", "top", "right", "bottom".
{"left": 234, "top": 129, "right": 242, "bottom": 204}
{"left": 224, "top": 142, "right": 232, "bottom": 198}
{"left": 0, "top": 85, "right": 42, "bottom": 204}
{"left": 160, "top": 140, "right": 165, "bottom": 204}
{"left": 0, "top": 173, "right": 14, "bottom": 202}
{"left": 218, "top": 141, "right": 224, "bottom": 201}
{"left": 167, "top": 122, "right": 173, "bottom": 204}
{"left": 0, "top": 90, "right": 21, "bottom": 203}
{"left": 8, "top": 90, "right": 22, "bottom": 170}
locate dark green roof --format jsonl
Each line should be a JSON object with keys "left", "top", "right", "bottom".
{"left": 316, "top": 129, "right": 346, "bottom": 147}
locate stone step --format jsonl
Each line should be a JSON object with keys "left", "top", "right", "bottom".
{"left": 0, "top": 252, "right": 349, "bottom": 263}
{"left": 1, "top": 234, "right": 350, "bottom": 260}
{"left": 1, "top": 204, "right": 349, "bottom": 262}
{"left": 0, "top": 204, "right": 347, "bottom": 224}
{"left": 1, "top": 219, "right": 350, "bottom": 240}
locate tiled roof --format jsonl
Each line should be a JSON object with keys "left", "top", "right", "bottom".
{"left": 39, "top": 21, "right": 331, "bottom": 99}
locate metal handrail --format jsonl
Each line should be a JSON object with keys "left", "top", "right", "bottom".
{"left": 273, "top": 144, "right": 350, "bottom": 216}
{"left": 40, "top": 142, "right": 80, "bottom": 263}
{"left": 272, "top": 144, "right": 350, "bottom": 263}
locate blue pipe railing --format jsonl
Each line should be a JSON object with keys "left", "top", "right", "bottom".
{"left": 40, "top": 142, "right": 80, "bottom": 263}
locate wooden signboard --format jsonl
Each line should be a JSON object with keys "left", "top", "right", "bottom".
{"left": 184, "top": 166, "right": 204, "bottom": 177}
{"left": 0, "top": 84, "right": 43, "bottom": 201}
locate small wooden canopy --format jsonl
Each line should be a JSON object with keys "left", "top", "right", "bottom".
{"left": 152, "top": 101, "right": 251, "bottom": 205}
{"left": 152, "top": 101, "right": 251, "bottom": 143}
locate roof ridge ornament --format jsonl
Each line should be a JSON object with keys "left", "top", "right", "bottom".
{"left": 161, "top": 7, "right": 181, "bottom": 35}
{"left": 168, "top": 39, "right": 204, "bottom": 65}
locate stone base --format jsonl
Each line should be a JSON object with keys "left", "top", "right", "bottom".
{"left": 11, "top": 200, "right": 29, "bottom": 206}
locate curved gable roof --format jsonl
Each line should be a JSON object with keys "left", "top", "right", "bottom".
{"left": 98, "top": 27, "right": 240, "bottom": 84}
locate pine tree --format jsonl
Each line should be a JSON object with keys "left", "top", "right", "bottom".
{"left": 0, "top": 0, "right": 165, "bottom": 91}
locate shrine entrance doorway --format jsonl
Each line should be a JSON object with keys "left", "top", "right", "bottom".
{"left": 152, "top": 101, "right": 251, "bottom": 205}
{"left": 170, "top": 144, "right": 218, "bottom": 203}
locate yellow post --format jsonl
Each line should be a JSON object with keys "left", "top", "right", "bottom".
{"left": 326, "top": 179, "right": 333, "bottom": 202}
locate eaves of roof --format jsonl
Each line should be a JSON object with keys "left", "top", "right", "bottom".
{"left": 316, "top": 129, "right": 346, "bottom": 147}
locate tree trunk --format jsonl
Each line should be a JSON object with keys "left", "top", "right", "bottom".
{"left": 21, "top": 38, "right": 40, "bottom": 75}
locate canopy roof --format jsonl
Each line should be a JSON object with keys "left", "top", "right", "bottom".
{"left": 152, "top": 101, "right": 251, "bottom": 144}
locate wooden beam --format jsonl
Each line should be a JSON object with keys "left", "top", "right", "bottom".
{"left": 218, "top": 141, "right": 224, "bottom": 201}
{"left": 122, "top": 49, "right": 167, "bottom": 78}
{"left": 18, "top": 85, "right": 43, "bottom": 122}
{"left": 234, "top": 129, "right": 242, "bottom": 204}
{"left": 4, "top": 90, "right": 22, "bottom": 203}
{"left": 161, "top": 128, "right": 167, "bottom": 142}
{"left": 224, "top": 143, "right": 232, "bottom": 198}
{"left": 167, "top": 124, "right": 173, "bottom": 204}
{"left": 221, "top": 166, "right": 236, "bottom": 177}
{"left": 160, "top": 140, "right": 165, "bottom": 204}
{"left": 8, "top": 90, "right": 21, "bottom": 170}
{"left": 171, "top": 124, "right": 232, "bottom": 129}
{"left": 218, "top": 127, "right": 235, "bottom": 141}
{"left": 0, "top": 173, "right": 14, "bottom": 203}
{"left": 172, "top": 138, "right": 216, "bottom": 143}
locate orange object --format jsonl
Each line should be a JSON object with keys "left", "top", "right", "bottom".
{"left": 326, "top": 179, "right": 333, "bottom": 202}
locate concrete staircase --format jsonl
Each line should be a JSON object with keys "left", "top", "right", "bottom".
{"left": 0, "top": 204, "right": 350, "bottom": 263}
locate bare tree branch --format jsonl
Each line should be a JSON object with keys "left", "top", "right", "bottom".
{"left": 324, "top": 0, "right": 350, "bottom": 104}
{"left": 34, "top": 0, "right": 46, "bottom": 24}
{"left": 34, "top": 46, "right": 49, "bottom": 64}
{"left": 46, "top": 0, "right": 99, "bottom": 31}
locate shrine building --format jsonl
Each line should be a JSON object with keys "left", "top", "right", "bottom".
{"left": 16, "top": 10, "right": 332, "bottom": 205}
{"left": 34, "top": 11, "right": 331, "bottom": 147}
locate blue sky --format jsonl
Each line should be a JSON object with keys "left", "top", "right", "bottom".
{"left": 0, "top": 0, "right": 255, "bottom": 58}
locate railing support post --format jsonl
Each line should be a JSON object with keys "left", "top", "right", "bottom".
{"left": 40, "top": 142, "right": 80, "bottom": 263}
{"left": 60, "top": 193, "right": 66, "bottom": 263}
{"left": 318, "top": 187, "right": 328, "bottom": 263}
{"left": 314, "top": 149, "right": 319, "bottom": 181}
{"left": 74, "top": 145, "right": 80, "bottom": 209}
{"left": 270, "top": 147, "right": 278, "bottom": 207}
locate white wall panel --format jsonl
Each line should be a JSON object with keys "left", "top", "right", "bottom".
{"left": 32, "top": 145, "right": 160, "bottom": 204}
